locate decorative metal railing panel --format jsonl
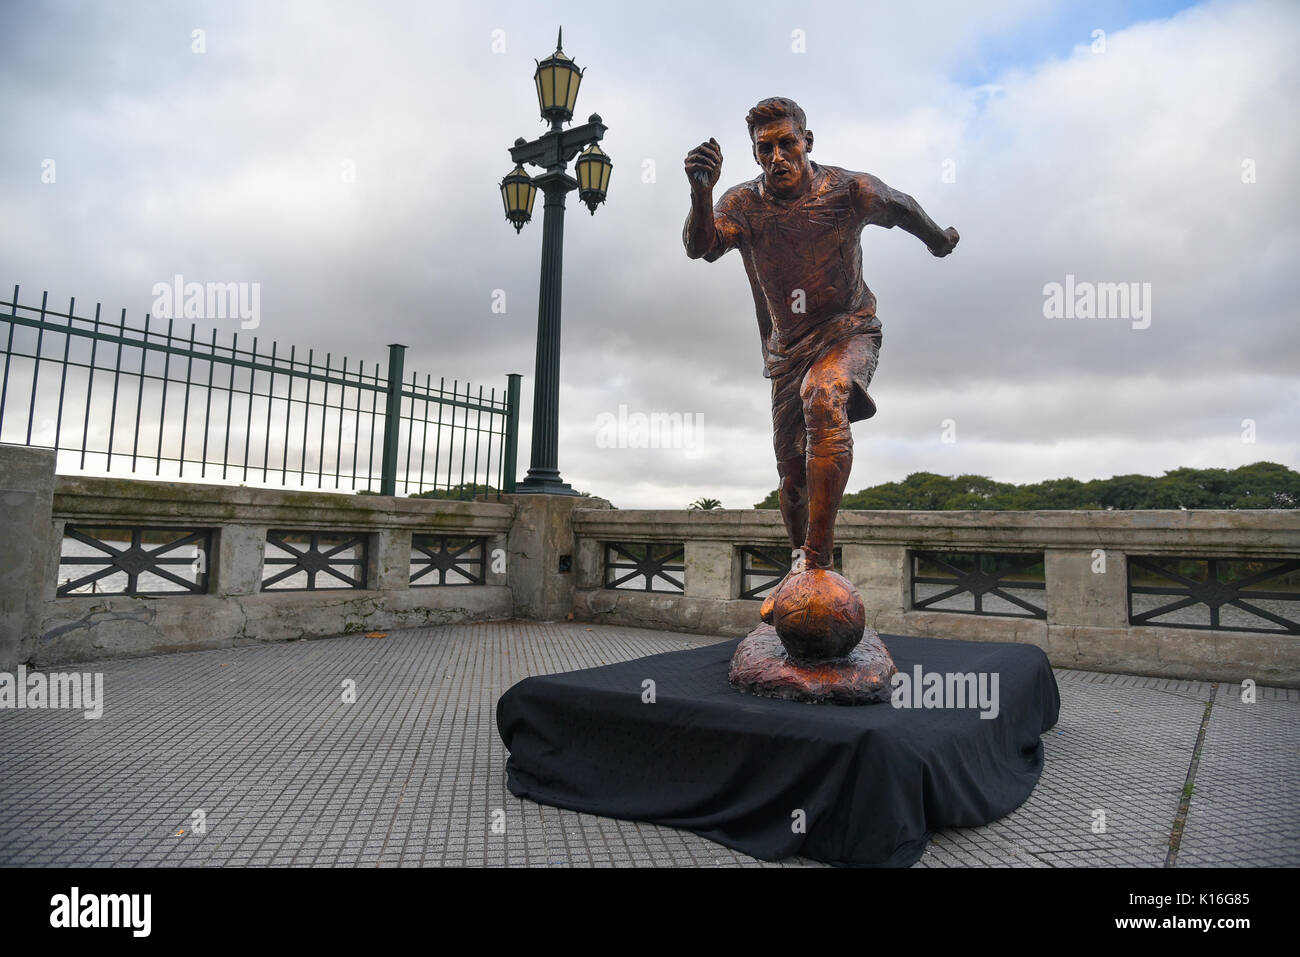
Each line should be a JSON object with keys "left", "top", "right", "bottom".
{"left": 261, "top": 530, "right": 367, "bottom": 591}
{"left": 739, "top": 545, "right": 843, "bottom": 600}
{"left": 0, "top": 287, "right": 519, "bottom": 498}
{"left": 410, "top": 535, "right": 487, "bottom": 586}
{"left": 911, "top": 550, "right": 1047, "bottom": 619}
{"left": 1128, "top": 555, "right": 1300, "bottom": 634}
{"left": 603, "top": 542, "right": 685, "bottom": 593}
{"left": 58, "top": 525, "right": 210, "bottom": 596}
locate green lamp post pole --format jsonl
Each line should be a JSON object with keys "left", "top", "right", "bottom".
{"left": 500, "top": 30, "right": 613, "bottom": 495}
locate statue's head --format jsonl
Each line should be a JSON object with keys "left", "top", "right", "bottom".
{"left": 746, "top": 97, "right": 814, "bottom": 198}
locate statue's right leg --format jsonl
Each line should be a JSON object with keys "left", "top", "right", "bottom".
{"left": 771, "top": 369, "right": 808, "bottom": 548}
{"left": 776, "top": 454, "right": 808, "bottom": 552}
{"left": 761, "top": 374, "right": 807, "bottom": 624}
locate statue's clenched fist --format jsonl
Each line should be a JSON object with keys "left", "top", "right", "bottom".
{"left": 928, "top": 226, "right": 960, "bottom": 258}
{"left": 685, "top": 138, "right": 723, "bottom": 190}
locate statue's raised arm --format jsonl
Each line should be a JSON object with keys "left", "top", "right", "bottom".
{"left": 683, "top": 138, "right": 743, "bottom": 261}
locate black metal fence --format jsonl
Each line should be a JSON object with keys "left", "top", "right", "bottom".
{"left": 1128, "top": 555, "right": 1300, "bottom": 634}
{"left": 603, "top": 542, "right": 686, "bottom": 593}
{"left": 0, "top": 287, "right": 519, "bottom": 498}
{"left": 910, "top": 550, "right": 1048, "bottom": 619}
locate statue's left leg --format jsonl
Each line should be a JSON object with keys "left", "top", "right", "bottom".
{"left": 799, "top": 335, "right": 880, "bottom": 569}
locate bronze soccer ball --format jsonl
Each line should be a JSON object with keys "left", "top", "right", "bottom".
{"left": 772, "top": 568, "right": 866, "bottom": 661}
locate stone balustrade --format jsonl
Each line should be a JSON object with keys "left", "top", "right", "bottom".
{"left": 2, "top": 445, "right": 519, "bottom": 666}
{"left": 4, "top": 442, "right": 1298, "bottom": 685}
{"left": 570, "top": 506, "right": 1300, "bottom": 685}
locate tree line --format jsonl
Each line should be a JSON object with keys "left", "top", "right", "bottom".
{"left": 754, "top": 462, "right": 1299, "bottom": 510}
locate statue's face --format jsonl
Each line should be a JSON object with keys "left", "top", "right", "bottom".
{"left": 751, "top": 117, "right": 814, "bottom": 197}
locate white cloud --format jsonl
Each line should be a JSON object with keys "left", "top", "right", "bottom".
{"left": 1, "top": 0, "right": 1295, "bottom": 508}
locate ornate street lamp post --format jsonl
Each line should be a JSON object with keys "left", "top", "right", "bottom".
{"left": 499, "top": 29, "right": 611, "bottom": 494}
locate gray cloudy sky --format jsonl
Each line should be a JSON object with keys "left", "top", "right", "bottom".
{"left": 2, "top": 0, "right": 1297, "bottom": 508}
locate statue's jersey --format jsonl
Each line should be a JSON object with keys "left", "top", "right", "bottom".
{"left": 696, "top": 162, "right": 916, "bottom": 380}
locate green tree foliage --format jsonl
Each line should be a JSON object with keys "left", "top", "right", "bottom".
{"left": 403, "top": 485, "right": 616, "bottom": 507}
{"left": 408, "top": 483, "right": 499, "bottom": 501}
{"left": 753, "top": 462, "right": 1299, "bottom": 510}
{"left": 689, "top": 497, "right": 723, "bottom": 510}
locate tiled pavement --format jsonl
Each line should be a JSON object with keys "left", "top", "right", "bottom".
{"left": 1176, "top": 683, "right": 1298, "bottom": 867}
{"left": 0, "top": 620, "right": 1295, "bottom": 867}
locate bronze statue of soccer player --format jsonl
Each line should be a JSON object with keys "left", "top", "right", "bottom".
{"left": 685, "top": 97, "right": 958, "bottom": 695}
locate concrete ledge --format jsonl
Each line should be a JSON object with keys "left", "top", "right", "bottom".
{"left": 573, "top": 588, "right": 758, "bottom": 637}
{"left": 54, "top": 475, "right": 513, "bottom": 534}
{"left": 571, "top": 591, "right": 1300, "bottom": 687}
{"left": 9, "top": 445, "right": 1297, "bottom": 685}
{"left": 19, "top": 472, "right": 519, "bottom": 665}
{"left": 31, "top": 586, "right": 513, "bottom": 666}
{"left": 1047, "top": 623, "right": 1299, "bottom": 686}
{"left": 573, "top": 507, "right": 1300, "bottom": 553}
{"left": 570, "top": 507, "right": 1300, "bottom": 685}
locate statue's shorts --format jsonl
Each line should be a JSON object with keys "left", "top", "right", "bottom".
{"left": 769, "top": 328, "right": 881, "bottom": 467}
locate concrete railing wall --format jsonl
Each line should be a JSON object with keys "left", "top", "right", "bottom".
{"left": 1, "top": 444, "right": 607, "bottom": 668}
{"left": 570, "top": 507, "right": 1300, "bottom": 686}
{"left": 4, "top": 442, "right": 1298, "bottom": 685}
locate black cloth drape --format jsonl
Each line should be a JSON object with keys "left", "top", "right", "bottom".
{"left": 497, "top": 633, "right": 1060, "bottom": 867}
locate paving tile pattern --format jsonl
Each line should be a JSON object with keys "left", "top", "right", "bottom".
{"left": 0, "top": 622, "right": 1294, "bottom": 867}
{"left": 1175, "top": 683, "right": 1300, "bottom": 867}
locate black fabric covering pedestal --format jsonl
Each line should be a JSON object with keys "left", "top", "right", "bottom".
{"left": 497, "top": 633, "right": 1060, "bottom": 867}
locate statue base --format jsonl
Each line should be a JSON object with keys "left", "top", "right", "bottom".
{"left": 729, "top": 622, "right": 897, "bottom": 705}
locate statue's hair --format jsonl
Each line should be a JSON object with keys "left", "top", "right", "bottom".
{"left": 745, "top": 97, "right": 807, "bottom": 139}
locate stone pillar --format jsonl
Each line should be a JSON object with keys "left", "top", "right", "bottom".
{"left": 0, "top": 445, "right": 57, "bottom": 670}
{"left": 485, "top": 533, "right": 510, "bottom": 588}
{"left": 503, "top": 493, "right": 611, "bottom": 620}
{"left": 841, "top": 543, "right": 908, "bottom": 619}
{"left": 369, "top": 529, "right": 412, "bottom": 591}
{"left": 1045, "top": 547, "right": 1128, "bottom": 627}
{"left": 46, "top": 519, "right": 66, "bottom": 602}
{"left": 574, "top": 536, "right": 604, "bottom": 590}
{"left": 684, "top": 541, "right": 735, "bottom": 599}
{"left": 212, "top": 525, "right": 268, "bottom": 596}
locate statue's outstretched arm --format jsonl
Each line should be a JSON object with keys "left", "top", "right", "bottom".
{"left": 852, "top": 173, "right": 959, "bottom": 257}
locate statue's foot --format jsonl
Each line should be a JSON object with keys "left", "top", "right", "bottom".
{"left": 760, "top": 567, "right": 797, "bottom": 624}
{"left": 760, "top": 546, "right": 836, "bottom": 623}
{"left": 800, "top": 544, "right": 834, "bottom": 571}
